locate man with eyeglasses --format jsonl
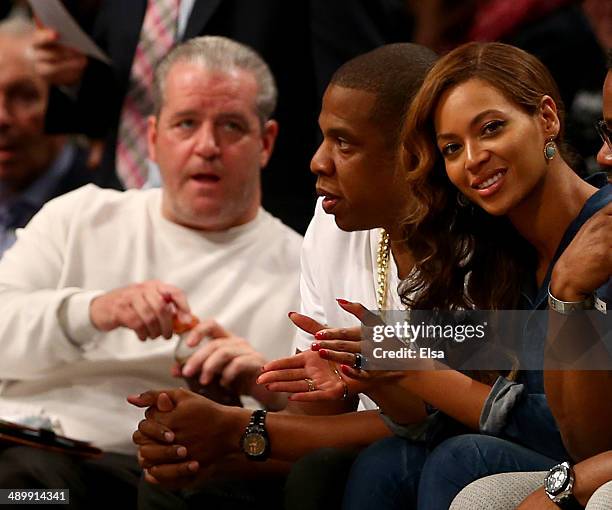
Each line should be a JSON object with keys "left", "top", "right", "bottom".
{"left": 596, "top": 49, "right": 612, "bottom": 177}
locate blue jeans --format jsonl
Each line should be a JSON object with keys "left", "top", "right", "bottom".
{"left": 342, "top": 435, "right": 559, "bottom": 510}
{"left": 418, "top": 435, "right": 558, "bottom": 509}
{"left": 342, "top": 436, "right": 428, "bottom": 510}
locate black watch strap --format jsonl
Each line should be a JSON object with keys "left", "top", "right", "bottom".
{"left": 251, "top": 409, "right": 267, "bottom": 425}
{"left": 240, "top": 409, "right": 269, "bottom": 461}
{"left": 546, "top": 462, "right": 584, "bottom": 510}
{"left": 554, "top": 494, "right": 583, "bottom": 510}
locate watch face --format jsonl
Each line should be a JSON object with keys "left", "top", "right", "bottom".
{"left": 545, "top": 465, "right": 568, "bottom": 495}
{"left": 243, "top": 432, "right": 266, "bottom": 456}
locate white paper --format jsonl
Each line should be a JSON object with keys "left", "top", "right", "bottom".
{"left": 0, "top": 404, "right": 64, "bottom": 434}
{"left": 28, "top": 0, "right": 111, "bottom": 65}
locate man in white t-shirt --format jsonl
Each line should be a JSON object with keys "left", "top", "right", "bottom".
{"left": 130, "top": 43, "right": 438, "bottom": 510}
{"left": 0, "top": 36, "right": 301, "bottom": 507}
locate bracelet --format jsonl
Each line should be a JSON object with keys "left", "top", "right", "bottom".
{"left": 547, "top": 284, "right": 593, "bottom": 315}
{"left": 332, "top": 366, "right": 350, "bottom": 400}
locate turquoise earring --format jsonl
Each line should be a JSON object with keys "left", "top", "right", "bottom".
{"left": 544, "top": 138, "right": 557, "bottom": 161}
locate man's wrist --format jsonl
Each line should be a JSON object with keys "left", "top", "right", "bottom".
{"left": 89, "top": 293, "right": 112, "bottom": 331}
{"left": 223, "top": 406, "right": 252, "bottom": 454}
{"left": 549, "top": 271, "right": 589, "bottom": 303}
{"left": 544, "top": 461, "right": 584, "bottom": 509}
{"left": 548, "top": 284, "right": 594, "bottom": 315}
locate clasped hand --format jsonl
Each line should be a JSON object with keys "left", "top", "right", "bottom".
{"left": 128, "top": 389, "right": 239, "bottom": 488}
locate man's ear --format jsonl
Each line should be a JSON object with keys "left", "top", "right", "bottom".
{"left": 147, "top": 115, "right": 158, "bottom": 162}
{"left": 259, "top": 119, "right": 279, "bottom": 169}
{"left": 539, "top": 95, "right": 560, "bottom": 139}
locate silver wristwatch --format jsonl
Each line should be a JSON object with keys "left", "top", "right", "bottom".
{"left": 544, "top": 461, "right": 583, "bottom": 509}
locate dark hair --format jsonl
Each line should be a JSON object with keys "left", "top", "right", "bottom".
{"left": 399, "top": 42, "right": 567, "bottom": 310}
{"left": 607, "top": 48, "right": 612, "bottom": 70}
{"left": 330, "top": 43, "right": 437, "bottom": 145}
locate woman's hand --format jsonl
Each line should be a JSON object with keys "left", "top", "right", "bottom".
{"left": 315, "top": 299, "right": 410, "bottom": 386}
{"left": 257, "top": 311, "right": 364, "bottom": 401}
{"left": 258, "top": 349, "right": 359, "bottom": 401}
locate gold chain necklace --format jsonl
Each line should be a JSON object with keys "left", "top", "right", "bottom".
{"left": 376, "top": 229, "right": 390, "bottom": 309}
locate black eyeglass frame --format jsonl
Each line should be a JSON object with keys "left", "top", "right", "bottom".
{"left": 595, "top": 119, "right": 612, "bottom": 152}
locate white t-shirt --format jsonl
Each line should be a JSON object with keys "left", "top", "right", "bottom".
{"left": 0, "top": 185, "right": 302, "bottom": 453}
{"left": 292, "top": 198, "right": 403, "bottom": 410}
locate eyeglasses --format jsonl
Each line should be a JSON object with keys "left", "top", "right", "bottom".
{"left": 595, "top": 119, "right": 612, "bottom": 152}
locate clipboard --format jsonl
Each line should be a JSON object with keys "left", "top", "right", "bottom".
{"left": 0, "top": 419, "right": 102, "bottom": 458}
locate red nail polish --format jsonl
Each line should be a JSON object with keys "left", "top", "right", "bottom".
{"left": 314, "top": 331, "right": 326, "bottom": 340}
{"left": 311, "top": 342, "right": 320, "bottom": 351}
{"left": 287, "top": 311, "right": 296, "bottom": 318}
{"left": 336, "top": 298, "right": 350, "bottom": 305}
{"left": 319, "top": 349, "right": 328, "bottom": 358}
{"left": 341, "top": 364, "right": 351, "bottom": 374}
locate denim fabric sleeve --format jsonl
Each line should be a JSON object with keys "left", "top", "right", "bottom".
{"left": 479, "top": 376, "right": 567, "bottom": 460}
{"left": 479, "top": 377, "right": 524, "bottom": 436}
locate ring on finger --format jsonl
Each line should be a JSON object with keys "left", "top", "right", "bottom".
{"left": 305, "top": 378, "right": 316, "bottom": 392}
{"left": 353, "top": 353, "right": 365, "bottom": 370}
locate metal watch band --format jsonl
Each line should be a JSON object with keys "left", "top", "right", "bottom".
{"left": 548, "top": 284, "right": 594, "bottom": 315}
{"left": 545, "top": 462, "right": 584, "bottom": 510}
{"left": 251, "top": 409, "right": 267, "bottom": 427}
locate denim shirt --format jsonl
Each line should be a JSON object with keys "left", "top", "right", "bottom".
{"left": 480, "top": 177, "right": 612, "bottom": 461}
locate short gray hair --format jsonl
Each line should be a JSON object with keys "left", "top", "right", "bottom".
{"left": 152, "top": 36, "right": 277, "bottom": 124}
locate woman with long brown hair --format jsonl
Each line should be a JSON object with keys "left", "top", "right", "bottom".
{"left": 343, "top": 41, "right": 610, "bottom": 509}
{"left": 262, "top": 42, "right": 610, "bottom": 509}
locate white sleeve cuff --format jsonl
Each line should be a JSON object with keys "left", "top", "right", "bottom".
{"left": 58, "top": 290, "right": 105, "bottom": 347}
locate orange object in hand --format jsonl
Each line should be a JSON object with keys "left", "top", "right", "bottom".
{"left": 172, "top": 314, "right": 199, "bottom": 334}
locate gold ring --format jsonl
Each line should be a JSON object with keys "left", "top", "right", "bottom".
{"left": 305, "top": 378, "right": 315, "bottom": 392}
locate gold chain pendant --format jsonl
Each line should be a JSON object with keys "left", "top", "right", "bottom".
{"left": 376, "top": 230, "right": 390, "bottom": 310}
